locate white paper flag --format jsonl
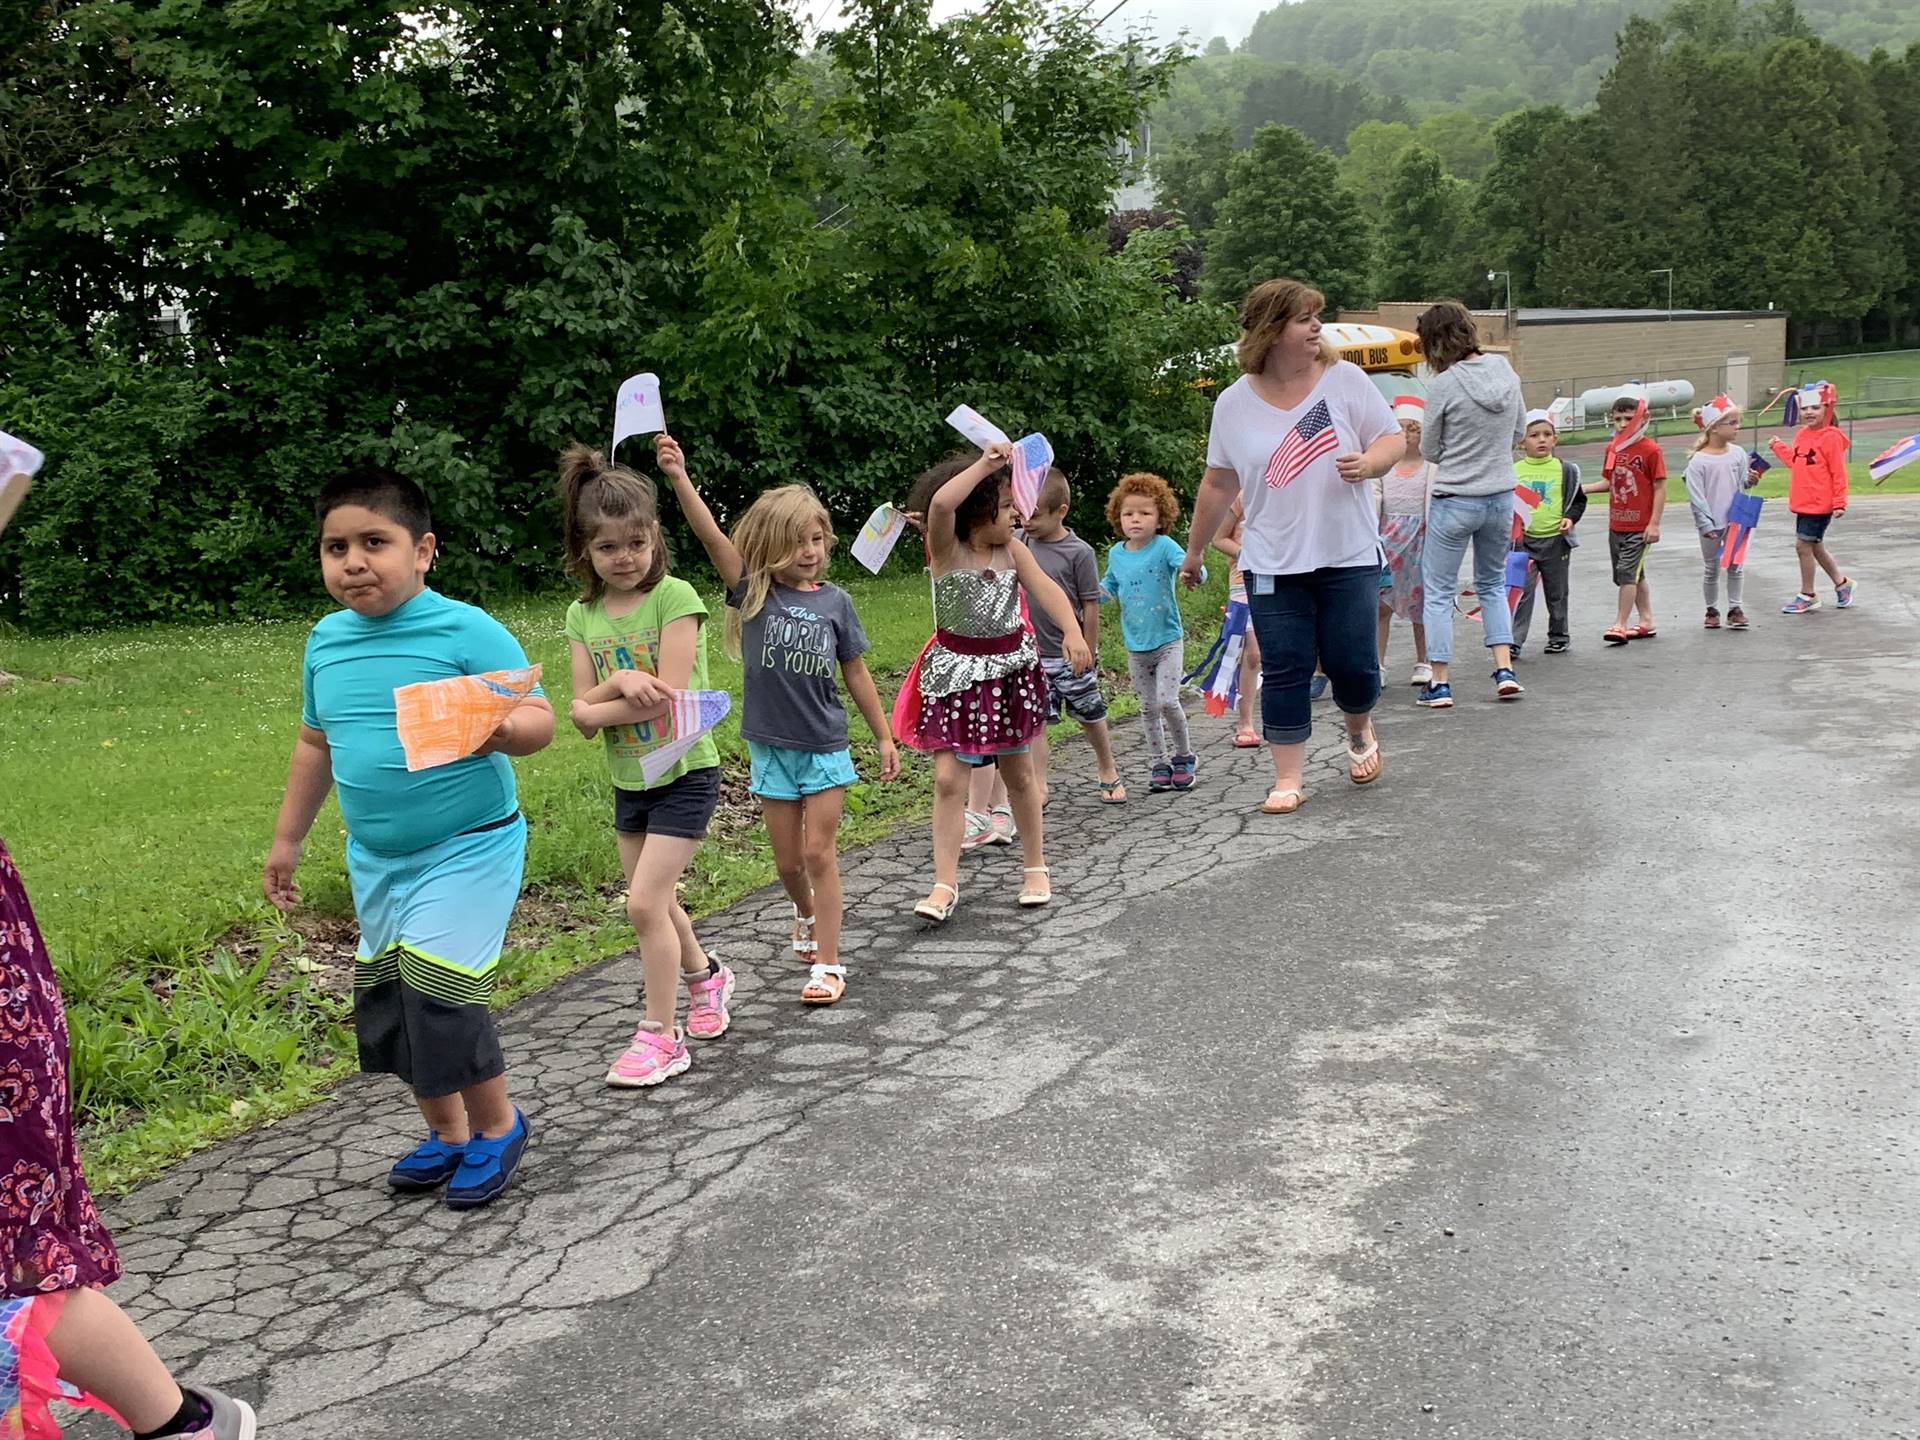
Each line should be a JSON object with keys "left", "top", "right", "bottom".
{"left": 640, "top": 690, "right": 732, "bottom": 784}
{"left": 0, "top": 430, "right": 43, "bottom": 535}
{"left": 945, "top": 404, "right": 1010, "bottom": 450}
{"left": 850, "top": 503, "right": 909, "bottom": 574}
{"left": 612, "top": 373, "right": 666, "bottom": 456}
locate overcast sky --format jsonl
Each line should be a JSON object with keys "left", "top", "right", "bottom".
{"left": 794, "top": 1, "right": 1272, "bottom": 48}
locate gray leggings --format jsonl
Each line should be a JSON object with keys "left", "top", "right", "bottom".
{"left": 1127, "top": 641, "right": 1192, "bottom": 766}
{"left": 1699, "top": 529, "right": 1745, "bottom": 608}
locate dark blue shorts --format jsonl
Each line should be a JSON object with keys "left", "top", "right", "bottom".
{"left": 1794, "top": 511, "right": 1834, "bottom": 543}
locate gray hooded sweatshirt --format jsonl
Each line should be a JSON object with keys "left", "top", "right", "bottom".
{"left": 1420, "top": 353, "right": 1527, "bottom": 498}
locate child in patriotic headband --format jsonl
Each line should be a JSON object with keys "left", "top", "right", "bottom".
{"left": 1771, "top": 381, "right": 1855, "bottom": 613}
{"left": 1685, "top": 395, "right": 1759, "bottom": 629}
{"left": 1377, "top": 394, "right": 1434, "bottom": 685}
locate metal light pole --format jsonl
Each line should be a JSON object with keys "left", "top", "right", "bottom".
{"left": 1650, "top": 268, "right": 1674, "bottom": 320}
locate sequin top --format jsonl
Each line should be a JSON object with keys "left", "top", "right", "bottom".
{"left": 918, "top": 564, "right": 1037, "bottom": 699}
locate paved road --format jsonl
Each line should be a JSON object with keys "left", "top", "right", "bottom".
{"left": 86, "top": 499, "right": 1920, "bottom": 1439}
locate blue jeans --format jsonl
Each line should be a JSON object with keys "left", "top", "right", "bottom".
{"left": 1421, "top": 493, "right": 1514, "bottom": 662}
{"left": 1245, "top": 565, "right": 1382, "bottom": 745}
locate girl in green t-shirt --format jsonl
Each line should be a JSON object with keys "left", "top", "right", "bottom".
{"left": 560, "top": 444, "right": 732, "bottom": 1093}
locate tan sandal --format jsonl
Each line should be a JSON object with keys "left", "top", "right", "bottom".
{"left": 1018, "top": 866, "right": 1052, "bottom": 907}
{"left": 800, "top": 963, "right": 847, "bottom": 1006}
{"left": 1261, "top": 787, "right": 1306, "bottom": 815}
{"left": 913, "top": 882, "right": 959, "bottom": 922}
{"left": 1347, "top": 733, "right": 1383, "bottom": 786}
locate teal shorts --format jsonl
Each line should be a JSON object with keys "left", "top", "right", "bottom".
{"left": 748, "top": 742, "right": 858, "bottom": 800}
{"left": 345, "top": 813, "right": 525, "bottom": 1099}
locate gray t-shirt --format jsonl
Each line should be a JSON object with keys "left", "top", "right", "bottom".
{"left": 727, "top": 581, "right": 869, "bottom": 752}
{"left": 1023, "top": 530, "right": 1100, "bottom": 658}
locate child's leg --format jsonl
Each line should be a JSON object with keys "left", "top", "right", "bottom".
{"left": 1030, "top": 724, "right": 1051, "bottom": 796}
{"left": 1614, "top": 582, "right": 1637, "bottom": 628}
{"left": 1154, "top": 642, "right": 1193, "bottom": 757}
{"left": 1699, "top": 531, "right": 1721, "bottom": 609}
{"left": 800, "top": 787, "right": 847, "bottom": 966}
{"left": 998, "top": 750, "right": 1047, "bottom": 897}
{"left": 1810, "top": 540, "right": 1843, "bottom": 585}
{"left": 44, "top": 1289, "right": 185, "bottom": 1433}
{"left": 1377, "top": 597, "right": 1392, "bottom": 661}
{"left": 623, "top": 832, "right": 704, "bottom": 1032}
{"left": 1083, "top": 717, "right": 1122, "bottom": 781}
{"left": 1237, "top": 624, "right": 1262, "bottom": 728}
{"left": 763, "top": 798, "right": 812, "bottom": 944}
{"left": 966, "top": 763, "right": 997, "bottom": 820}
{"left": 1126, "top": 649, "right": 1170, "bottom": 765}
{"left": 1795, "top": 537, "right": 1817, "bottom": 593}
{"left": 1635, "top": 576, "right": 1654, "bottom": 627}
{"left": 1535, "top": 546, "right": 1571, "bottom": 645}
{"left": 1726, "top": 559, "right": 1745, "bottom": 609}
{"left": 1411, "top": 621, "right": 1427, "bottom": 663}
{"left": 927, "top": 751, "right": 969, "bottom": 897}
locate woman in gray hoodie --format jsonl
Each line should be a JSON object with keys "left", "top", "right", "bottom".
{"left": 1415, "top": 301, "right": 1527, "bottom": 708}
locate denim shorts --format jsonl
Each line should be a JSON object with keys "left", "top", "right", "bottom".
{"left": 612, "top": 765, "right": 722, "bottom": 838}
{"left": 748, "top": 742, "right": 858, "bottom": 800}
{"left": 1794, "top": 511, "right": 1834, "bottom": 543}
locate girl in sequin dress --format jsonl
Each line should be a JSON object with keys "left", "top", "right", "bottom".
{"left": 895, "top": 445, "right": 1092, "bottom": 920}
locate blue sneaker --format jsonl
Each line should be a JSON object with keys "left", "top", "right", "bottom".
{"left": 1309, "top": 674, "right": 1330, "bottom": 700}
{"left": 1782, "top": 592, "right": 1819, "bottom": 614}
{"left": 388, "top": 1132, "right": 466, "bottom": 1192}
{"left": 1493, "top": 667, "right": 1523, "bottom": 699}
{"left": 1417, "top": 682, "right": 1453, "bottom": 709}
{"left": 1170, "top": 753, "right": 1197, "bottom": 790}
{"left": 1149, "top": 762, "right": 1174, "bottom": 792}
{"left": 444, "top": 1109, "right": 529, "bottom": 1210}
{"left": 1835, "top": 576, "right": 1856, "bottom": 608}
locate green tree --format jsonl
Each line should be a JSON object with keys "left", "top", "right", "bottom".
{"left": 1413, "top": 111, "right": 1497, "bottom": 180}
{"left": 1202, "top": 124, "right": 1372, "bottom": 309}
{"left": 1462, "top": 105, "right": 1574, "bottom": 305}
{"left": 1374, "top": 145, "right": 1465, "bottom": 299}
{"left": 1867, "top": 42, "right": 1920, "bottom": 338}
{"left": 1338, "top": 119, "right": 1416, "bottom": 199}
{"left": 1153, "top": 125, "right": 1238, "bottom": 234}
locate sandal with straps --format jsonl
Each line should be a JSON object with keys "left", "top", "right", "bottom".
{"left": 913, "top": 882, "right": 959, "bottom": 922}
{"left": 1018, "top": 866, "right": 1052, "bottom": 908}
{"left": 1261, "top": 787, "right": 1307, "bottom": 815}
{"left": 800, "top": 963, "right": 847, "bottom": 1006}
{"left": 1347, "top": 732, "right": 1383, "bottom": 786}
{"left": 1099, "top": 778, "right": 1128, "bottom": 804}
{"left": 791, "top": 904, "right": 818, "bottom": 956}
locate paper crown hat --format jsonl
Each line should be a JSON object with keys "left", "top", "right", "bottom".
{"left": 1693, "top": 394, "right": 1738, "bottom": 430}
{"left": 1392, "top": 394, "right": 1426, "bottom": 423}
{"left": 1523, "top": 407, "right": 1556, "bottom": 432}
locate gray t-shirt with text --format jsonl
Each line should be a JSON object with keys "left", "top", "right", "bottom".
{"left": 727, "top": 581, "right": 869, "bottom": 752}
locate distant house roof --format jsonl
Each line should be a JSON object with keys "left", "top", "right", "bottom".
{"left": 1509, "top": 307, "right": 1781, "bottom": 325}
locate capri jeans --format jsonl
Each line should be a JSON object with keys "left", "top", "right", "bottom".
{"left": 1421, "top": 492, "right": 1515, "bottom": 662}
{"left": 1245, "top": 564, "right": 1382, "bottom": 746}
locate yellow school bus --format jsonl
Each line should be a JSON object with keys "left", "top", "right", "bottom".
{"left": 1323, "top": 322, "right": 1424, "bottom": 374}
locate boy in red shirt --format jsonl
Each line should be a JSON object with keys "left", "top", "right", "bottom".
{"left": 1584, "top": 394, "right": 1666, "bottom": 644}
{"left": 1774, "top": 381, "right": 1856, "bottom": 613}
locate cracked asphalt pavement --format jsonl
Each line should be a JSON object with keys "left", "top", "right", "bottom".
{"left": 82, "top": 500, "right": 1920, "bottom": 1438}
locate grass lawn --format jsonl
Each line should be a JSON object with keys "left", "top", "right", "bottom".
{"left": 0, "top": 556, "right": 1231, "bottom": 1190}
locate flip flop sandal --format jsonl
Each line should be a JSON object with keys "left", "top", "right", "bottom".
{"left": 913, "top": 883, "right": 959, "bottom": 922}
{"left": 1603, "top": 626, "right": 1631, "bottom": 645}
{"left": 1631, "top": 625, "right": 1658, "bottom": 639}
{"left": 1232, "top": 729, "right": 1262, "bottom": 748}
{"left": 800, "top": 963, "right": 847, "bottom": 1006}
{"left": 1018, "top": 866, "right": 1052, "bottom": 907}
{"left": 1099, "top": 778, "right": 1128, "bottom": 804}
{"left": 1260, "top": 787, "right": 1307, "bottom": 815}
{"left": 791, "top": 904, "right": 817, "bottom": 956}
{"left": 1347, "top": 735, "right": 1383, "bottom": 786}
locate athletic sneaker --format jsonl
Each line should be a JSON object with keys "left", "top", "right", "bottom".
{"left": 607, "top": 1023, "right": 691, "bottom": 1089}
{"left": 1492, "top": 667, "right": 1523, "bottom": 699}
{"left": 1149, "top": 762, "right": 1174, "bottom": 792}
{"left": 170, "top": 1385, "right": 257, "bottom": 1439}
{"left": 1836, "top": 577, "right": 1856, "bottom": 608}
{"left": 1782, "top": 592, "right": 1820, "bottom": 614}
{"left": 1170, "top": 753, "right": 1197, "bottom": 790}
{"left": 1704, "top": 607, "right": 1721, "bottom": 629}
{"left": 988, "top": 805, "right": 1016, "bottom": 845}
{"left": 1417, "top": 682, "right": 1453, "bottom": 709}
{"left": 445, "top": 1108, "right": 530, "bottom": 1210}
{"left": 1410, "top": 662, "right": 1433, "bottom": 686}
{"left": 1544, "top": 638, "right": 1570, "bottom": 654}
{"left": 1726, "top": 607, "right": 1749, "bottom": 630}
{"left": 684, "top": 960, "right": 735, "bottom": 1040}
{"left": 960, "top": 810, "right": 994, "bottom": 850}
{"left": 1309, "top": 674, "right": 1331, "bottom": 700}
{"left": 388, "top": 1132, "right": 466, "bottom": 1191}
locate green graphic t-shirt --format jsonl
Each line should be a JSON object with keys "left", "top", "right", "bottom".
{"left": 1514, "top": 455, "right": 1566, "bottom": 539}
{"left": 564, "top": 576, "right": 719, "bottom": 790}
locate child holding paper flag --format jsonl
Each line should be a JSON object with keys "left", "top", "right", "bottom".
{"left": 1684, "top": 396, "right": 1760, "bottom": 630}
{"left": 264, "top": 469, "right": 554, "bottom": 1208}
{"left": 558, "top": 444, "right": 731, "bottom": 1090}
{"left": 658, "top": 433, "right": 898, "bottom": 1006}
{"left": 1773, "top": 382, "right": 1856, "bottom": 614}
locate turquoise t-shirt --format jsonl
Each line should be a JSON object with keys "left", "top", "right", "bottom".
{"left": 301, "top": 588, "right": 540, "bottom": 856}
{"left": 1101, "top": 534, "right": 1189, "bottom": 653}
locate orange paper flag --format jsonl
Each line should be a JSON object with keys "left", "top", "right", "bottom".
{"left": 394, "top": 665, "right": 542, "bottom": 772}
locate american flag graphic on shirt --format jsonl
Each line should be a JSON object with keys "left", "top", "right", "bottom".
{"left": 1263, "top": 399, "right": 1339, "bottom": 489}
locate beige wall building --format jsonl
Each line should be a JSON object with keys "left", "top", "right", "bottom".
{"left": 1339, "top": 301, "right": 1788, "bottom": 417}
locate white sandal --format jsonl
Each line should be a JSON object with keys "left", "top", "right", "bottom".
{"left": 914, "top": 882, "right": 959, "bottom": 922}
{"left": 1018, "top": 866, "right": 1052, "bottom": 908}
{"left": 791, "top": 904, "right": 818, "bottom": 956}
{"left": 801, "top": 963, "right": 847, "bottom": 1006}
{"left": 1261, "top": 787, "right": 1307, "bottom": 814}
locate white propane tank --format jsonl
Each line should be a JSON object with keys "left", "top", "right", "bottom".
{"left": 1577, "top": 379, "right": 1695, "bottom": 415}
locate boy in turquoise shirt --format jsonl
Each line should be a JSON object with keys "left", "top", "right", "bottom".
{"left": 1510, "top": 409, "right": 1587, "bottom": 657}
{"left": 263, "top": 469, "right": 553, "bottom": 1209}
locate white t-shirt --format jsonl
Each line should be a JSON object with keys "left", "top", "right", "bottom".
{"left": 1684, "top": 447, "right": 1750, "bottom": 532}
{"left": 1205, "top": 362, "right": 1399, "bottom": 576}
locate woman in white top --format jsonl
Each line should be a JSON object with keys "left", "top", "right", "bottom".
{"left": 1180, "top": 277, "right": 1405, "bottom": 814}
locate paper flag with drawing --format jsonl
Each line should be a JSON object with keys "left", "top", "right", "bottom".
{"left": 851, "top": 503, "right": 909, "bottom": 574}
{"left": 1009, "top": 433, "right": 1052, "bottom": 521}
{"left": 1720, "top": 492, "right": 1763, "bottom": 569}
{"left": 0, "top": 431, "right": 43, "bottom": 481}
{"left": 945, "top": 404, "right": 1011, "bottom": 451}
{"left": 640, "top": 690, "right": 732, "bottom": 784}
{"left": 394, "top": 665, "right": 543, "bottom": 772}
{"left": 612, "top": 372, "right": 666, "bottom": 456}
{"left": 1869, "top": 431, "right": 1920, "bottom": 485}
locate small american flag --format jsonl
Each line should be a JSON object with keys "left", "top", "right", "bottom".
{"left": 1263, "top": 400, "right": 1339, "bottom": 489}
{"left": 1010, "top": 432, "right": 1053, "bottom": 520}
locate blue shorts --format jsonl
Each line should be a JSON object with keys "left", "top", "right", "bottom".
{"left": 748, "top": 742, "right": 858, "bottom": 800}
{"left": 345, "top": 813, "right": 525, "bottom": 1098}
{"left": 1795, "top": 511, "right": 1834, "bottom": 543}
{"left": 957, "top": 745, "right": 1028, "bottom": 767}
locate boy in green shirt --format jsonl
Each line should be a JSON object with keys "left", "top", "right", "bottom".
{"left": 1510, "top": 409, "right": 1586, "bottom": 657}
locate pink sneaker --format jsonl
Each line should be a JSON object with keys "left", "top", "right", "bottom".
{"left": 685, "top": 961, "right": 735, "bottom": 1040}
{"left": 606, "top": 1022, "right": 690, "bottom": 1088}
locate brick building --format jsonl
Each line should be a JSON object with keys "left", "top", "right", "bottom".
{"left": 1338, "top": 302, "right": 1788, "bottom": 415}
